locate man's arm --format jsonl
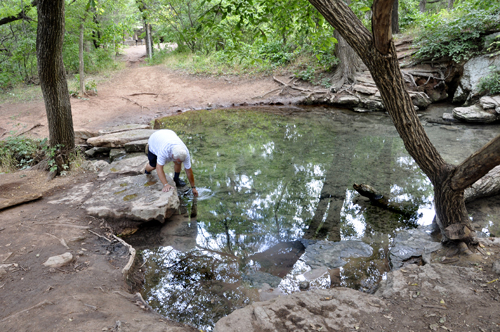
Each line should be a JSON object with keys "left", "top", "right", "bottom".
{"left": 156, "top": 164, "right": 173, "bottom": 192}
{"left": 185, "top": 168, "right": 198, "bottom": 196}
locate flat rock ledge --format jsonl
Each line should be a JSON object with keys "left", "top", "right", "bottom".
{"left": 83, "top": 173, "right": 179, "bottom": 222}
{"left": 214, "top": 287, "right": 385, "bottom": 332}
{"left": 87, "top": 129, "right": 156, "bottom": 147}
{"left": 50, "top": 154, "right": 180, "bottom": 224}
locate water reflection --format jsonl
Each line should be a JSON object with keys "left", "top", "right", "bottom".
{"left": 137, "top": 107, "right": 498, "bottom": 331}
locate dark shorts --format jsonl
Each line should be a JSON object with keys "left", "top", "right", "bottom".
{"left": 147, "top": 150, "right": 158, "bottom": 168}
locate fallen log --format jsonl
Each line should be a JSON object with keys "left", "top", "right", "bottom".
{"left": 0, "top": 193, "right": 42, "bottom": 211}
{"left": 465, "top": 165, "right": 500, "bottom": 203}
{"left": 352, "top": 183, "right": 415, "bottom": 218}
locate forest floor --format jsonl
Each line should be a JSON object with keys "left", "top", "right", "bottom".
{"left": 0, "top": 45, "right": 500, "bottom": 332}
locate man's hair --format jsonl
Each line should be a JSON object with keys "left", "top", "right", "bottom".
{"left": 172, "top": 145, "right": 187, "bottom": 161}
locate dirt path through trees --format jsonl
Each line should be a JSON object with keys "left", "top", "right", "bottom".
{"left": 1, "top": 45, "right": 281, "bottom": 140}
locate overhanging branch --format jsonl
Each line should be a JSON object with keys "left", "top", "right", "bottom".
{"left": 372, "top": 0, "right": 396, "bottom": 55}
{"left": 451, "top": 134, "right": 500, "bottom": 191}
{"left": 0, "top": 0, "right": 38, "bottom": 26}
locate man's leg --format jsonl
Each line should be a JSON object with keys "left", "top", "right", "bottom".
{"left": 173, "top": 162, "right": 186, "bottom": 186}
{"left": 145, "top": 149, "right": 157, "bottom": 174}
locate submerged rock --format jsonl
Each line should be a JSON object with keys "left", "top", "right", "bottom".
{"left": 300, "top": 240, "right": 373, "bottom": 269}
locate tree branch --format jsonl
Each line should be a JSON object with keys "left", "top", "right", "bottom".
{"left": 372, "top": 0, "right": 395, "bottom": 55}
{"left": 451, "top": 134, "right": 500, "bottom": 191}
{"left": 0, "top": 0, "right": 38, "bottom": 26}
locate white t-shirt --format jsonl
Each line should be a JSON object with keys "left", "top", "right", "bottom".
{"left": 148, "top": 130, "right": 191, "bottom": 169}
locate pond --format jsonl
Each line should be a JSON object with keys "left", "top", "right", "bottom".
{"left": 130, "top": 105, "right": 499, "bottom": 331}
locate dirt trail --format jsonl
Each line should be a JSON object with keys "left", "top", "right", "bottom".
{"left": 0, "top": 45, "right": 281, "bottom": 140}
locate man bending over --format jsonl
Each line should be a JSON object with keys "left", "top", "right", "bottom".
{"left": 145, "top": 129, "right": 199, "bottom": 197}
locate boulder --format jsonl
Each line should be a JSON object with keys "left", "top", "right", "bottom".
{"left": 43, "top": 252, "right": 73, "bottom": 268}
{"left": 83, "top": 173, "right": 179, "bottom": 222}
{"left": 453, "top": 104, "right": 500, "bottom": 123}
{"left": 479, "top": 95, "right": 500, "bottom": 110}
{"left": 389, "top": 227, "right": 442, "bottom": 269}
{"left": 453, "top": 54, "right": 500, "bottom": 102}
{"left": 87, "top": 129, "right": 156, "bottom": 148}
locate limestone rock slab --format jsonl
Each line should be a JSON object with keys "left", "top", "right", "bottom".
{"left": 479, "top": 95, "right": 500, "bottom": 110}
{"left": 98, "top": 123, "right": 151, "bottom": 135}
{"left": 453, "top": 104, "right": 500, "bottom": 123}
{"left": 98, "top": 154, "right": 148, "bottom": 176}
{"left": 87, "top": 129, "right": 156, "bottom": 147}
{"left": 83, "top": 174, "right": 179, "bottom": 222}
{"left": 213, "top": 287, "right": 384, "bottom": 332}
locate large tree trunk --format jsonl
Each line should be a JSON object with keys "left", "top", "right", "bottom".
{"left": 37, "top": 0, "right": 74, "bottom": 152}
{"left": 331, "top": 30, "right": 363, "bottom": 91}
{"left": 307, "top": 0, "right": 500, "bottom": 244}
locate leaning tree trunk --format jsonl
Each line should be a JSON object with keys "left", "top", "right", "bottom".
{"left": 37, "top": 0, "right": 75, "bottom": 152}
{"left": 307, "top": 0, "right": 500, "bottom": 244}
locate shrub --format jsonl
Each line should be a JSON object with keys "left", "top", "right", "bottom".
{"left": 414, "top": 3, "right": 500, "bottom": 62}
{"left": 479, "top": 66, "right": 500, "bottom": 95}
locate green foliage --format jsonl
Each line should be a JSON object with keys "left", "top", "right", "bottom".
{"left": 0, "top": 1, "right": 37, "bottom": 90}
{"left": 479, "top": 66, "right": 500, "bottom": 95}
{"left": 295, "top": 66, "right": 315, "bottom": 82}
{"left": 414, "top": 1, "right": 500, "bottom": 62}
{"left": 0, "top": 136, "right": 46, "bottom": 171}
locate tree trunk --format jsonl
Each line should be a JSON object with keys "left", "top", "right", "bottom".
{"left": 307, "top": 0, "right": 500, "bottom": 244}
{"left": 79, "top": 22, "right": 85, "bottom": 96}
{"left": 391, "top": 0, "right": 399, "bottom": 34}
{"left": 448, "top": 0, "right": 454, "bottom": 9}
{"left": 145, "top": 22, "right": 153, "bottom": 59}
{"left": 419, "top": 0, "right": 426, "bottom": 12}
{"left": 331, "top": 30, "right": 363, "bottom": 90}
{"left": 37, "top": 0, "right": 74, "bottom": 152}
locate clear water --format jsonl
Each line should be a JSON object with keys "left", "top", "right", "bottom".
{"left": 136, "top": 105, "right": 499, "bottom": 331}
